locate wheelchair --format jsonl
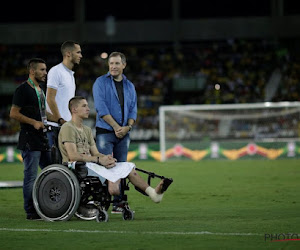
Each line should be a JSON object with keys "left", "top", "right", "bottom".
{"left": 32, "top": 127, "right": 173, "bottom": 222}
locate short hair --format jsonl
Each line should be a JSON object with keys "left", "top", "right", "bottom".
{"left": 68, "top": 96, "right": 86, "bottom": 113}
{"left": 27, "top": 58, "right": 46, "bottom": 72}
{"left": 61, "top": 40, "right": 80, "bottom": 56}
{"left": 108, "top": 51, "right": 126, "bottom": 65}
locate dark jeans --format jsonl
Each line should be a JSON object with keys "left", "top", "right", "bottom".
{"left": 96, "top": 132, "right": 130, "bottom": 206}
{"left": 96, "top": 133, "right": 130, "bottom": 161}
{"left": 21, "top": 149, "right": 51, "bottom": 216}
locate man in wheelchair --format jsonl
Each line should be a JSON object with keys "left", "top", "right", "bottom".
{"left": 34, "top": 95, "right": 170, "bottom": 222}
{"left": 59, "top": 96, "right": 170, "bottom": 203}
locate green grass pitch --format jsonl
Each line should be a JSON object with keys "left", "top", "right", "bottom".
{"left": 0, "top": 159, "right": 299, "bottom": 249}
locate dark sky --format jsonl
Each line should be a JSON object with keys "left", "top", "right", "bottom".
{"left": 1, "top": 0, "right": 300, "bottom": 23}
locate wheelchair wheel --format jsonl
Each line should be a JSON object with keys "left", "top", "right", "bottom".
{"left": 122, "top": 208, "right": 134, "bottom": 221}
{"left": 33, "top": 164, "right": 81, "bottom": 221}
{"left": 96, "top": 209, "right": 108, "bottom": 222}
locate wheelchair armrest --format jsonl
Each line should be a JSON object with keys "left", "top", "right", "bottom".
{"left": 62, "top": 161, "right": 88, "bottom": 179}
{"left": 62, "top": 161, "right": 86, "bottom": 166}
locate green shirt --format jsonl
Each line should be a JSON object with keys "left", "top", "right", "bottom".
{"left": 58, "top": 121, "right": 96, "bottom": 163}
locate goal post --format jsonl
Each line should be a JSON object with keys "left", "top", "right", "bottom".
{"left": 159, "top": 102, "right": 300, "bottom": 161}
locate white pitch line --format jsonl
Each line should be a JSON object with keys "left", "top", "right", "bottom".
{"left": 0, "top": 228, "right": 262, "bottom": 236}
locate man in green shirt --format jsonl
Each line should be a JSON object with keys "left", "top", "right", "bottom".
{"left": 59, "top": 96, "right": 169, "bottom": 203}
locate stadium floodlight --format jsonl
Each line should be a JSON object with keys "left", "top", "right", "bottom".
{"left": 159, "top": 102, "right": 300, "bottom": 162}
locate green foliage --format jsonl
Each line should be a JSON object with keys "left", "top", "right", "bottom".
{"left": 0, "top": 160, "right": 300, "bottom": 249}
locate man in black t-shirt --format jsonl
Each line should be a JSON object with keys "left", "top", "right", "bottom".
{"left": 10, "top": 58, "right": 55, "bottom": 220}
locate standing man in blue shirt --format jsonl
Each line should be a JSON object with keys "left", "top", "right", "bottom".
{"left": 92, "top": 52, "right": 137, "bottom": 214}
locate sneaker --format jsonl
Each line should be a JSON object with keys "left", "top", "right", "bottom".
{"left": 26, "top": 213, "right": 42, "bottom": 221}
{"left": 111, "top": 205, "right": 124, "bottom": 214}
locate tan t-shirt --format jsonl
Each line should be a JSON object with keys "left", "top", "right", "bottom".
{"left": 58, "top": 121, "right": 96, "bottom": 163}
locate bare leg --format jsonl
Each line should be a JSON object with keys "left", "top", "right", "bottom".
{"left": 108, "top": 179, "right": 121, "bottom": 196}
{"left": 127, "top": 169, "right": 149, "bottom": 191}
{"left": 108, "top": 169, "right": 162, "bottom": 197}
{"left": 128, "top": 169, "right": 164, "bottom": 203}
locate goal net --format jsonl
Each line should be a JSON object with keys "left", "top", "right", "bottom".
{"left": 159, "top": 102, "right": 300, "bottom": 161}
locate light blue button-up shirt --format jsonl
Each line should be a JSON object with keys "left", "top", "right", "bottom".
{"left": 92, "top": 72, "right": 137, "bottom": 131}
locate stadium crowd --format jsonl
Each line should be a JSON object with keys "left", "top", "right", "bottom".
{"left": 0, "top": 39, "right": 299, "bottom": 140}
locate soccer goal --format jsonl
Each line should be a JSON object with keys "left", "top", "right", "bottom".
{"left": 159, "top": 102, "right": 300, "bottom": 161}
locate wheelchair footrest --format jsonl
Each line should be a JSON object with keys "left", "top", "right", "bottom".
{"left": 161, "top": 178, "right": 173, "bottom": 193}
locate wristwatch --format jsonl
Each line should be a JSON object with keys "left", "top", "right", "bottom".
{"left": 128, "top": 124, "right": 133, "bottom": 131}
{"left": 58, "top": 118, "right": 64, "bottom": 125}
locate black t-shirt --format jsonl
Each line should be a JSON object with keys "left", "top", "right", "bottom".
{"left": 12, "top": 82, "right": 49, "bottom": 151}
{"left": 114, "top": 79, "right": 124, "bottom": 122}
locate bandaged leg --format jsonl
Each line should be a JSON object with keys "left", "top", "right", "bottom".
{"left": 145, "top": 186, "right": 164, "bottom": 203}
{"left": 145, "top": 179, "right": 165, "bottom": 203}
{"left": 128, "top": 169, "right": 165, "bottom": 203}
